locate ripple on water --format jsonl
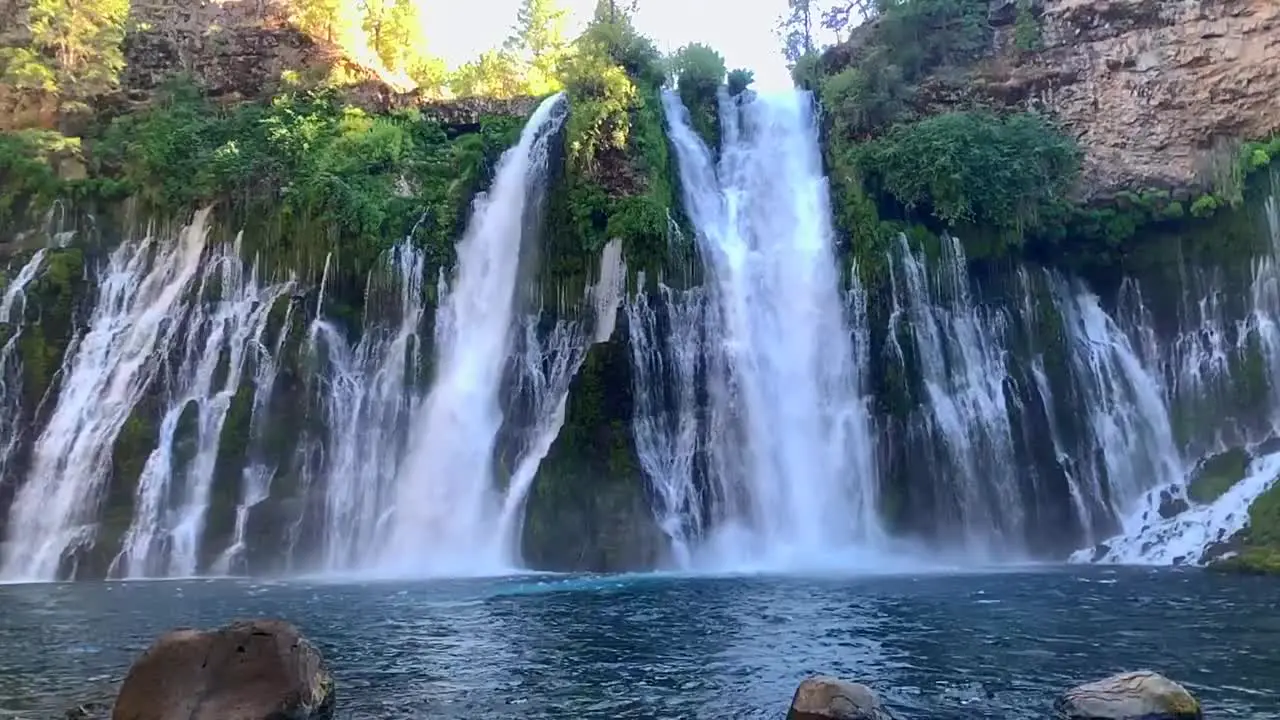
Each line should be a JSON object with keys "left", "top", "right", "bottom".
{"left": 0, "top": 568, "right": 1276, "bottom": 718}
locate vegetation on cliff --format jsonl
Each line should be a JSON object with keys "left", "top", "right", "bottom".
{"left": 790, "top": 0, "right": 1280, "bottom": 271}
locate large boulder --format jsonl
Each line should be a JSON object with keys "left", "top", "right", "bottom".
{"left": 1054, "top": 671, "right": 1201, "bottom": 720}
{"left": 112, "top": 619, "right": 334, "bottom": 720}
{"left": 786, "top": 675, "right": 897, "bottom": 720}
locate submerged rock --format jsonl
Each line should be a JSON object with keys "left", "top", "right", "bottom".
{"left": 112, "top": 619, "right": 334, "bottom": 720}
{"left": 1054, "top": 671, "right": 1201, "bottom": 720}
{"left": 786, "top": 675, "right": 896, "bottom": 720}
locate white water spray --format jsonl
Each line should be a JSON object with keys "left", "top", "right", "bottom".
{"left": 1, "top": 210, "right": 212, "bottom": 581}
{"left": 111, "top": 240, "right": 293, "bottom": 578}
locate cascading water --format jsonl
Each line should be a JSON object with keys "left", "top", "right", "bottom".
{"left": 308, "top": 243, "right": 427, "bottom": 571}
{"left": 380, "top": 93, "right": 566, "bottom": 575}
{"left": 495, "top": 238, "right": 627, "bottom": 564}
{"left": 0, "top": 249, "right": 48, "bottom": 481}
{"left": 110, "top": 240, "right": 293, "bottom": 578}
{"left": 1075, "top": 171, "right": 1280, "bottom": 565}
{"left": 887, "top": 235, "right": 1026, "bottom": 555}
{"left": 626, "top": 281, "right": 704, "bottom": 564}
{"left": 1056, "top": 281, "right": 1184, "bottom": 526}
{"left": 662, "top": 90, "right": 880, "bottom": 567}
{"left": 1, "top": 210, "right": 213, "bottom": 581}
{"left": 213, "top": 294, "right": 297, "bottom": 575}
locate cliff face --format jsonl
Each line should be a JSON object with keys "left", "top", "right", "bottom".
{"left": 981, "top": 0, "right": 1280, "bottom": 198}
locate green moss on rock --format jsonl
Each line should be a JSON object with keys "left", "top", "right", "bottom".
{"left": 1188, "top": 447, "right": 1250, "bottom": 504}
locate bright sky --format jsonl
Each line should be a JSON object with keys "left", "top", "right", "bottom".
{"left": 422, "top": 0, "right": 797, "bottom": 91}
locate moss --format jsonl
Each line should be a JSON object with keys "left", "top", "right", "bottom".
{"left": 1188, "top": 447, "right": 1250, "bottom": 504}
{"left": 1210, "top": 479, "right": 1280, "bottom": 575}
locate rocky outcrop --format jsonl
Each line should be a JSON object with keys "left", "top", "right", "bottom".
{"left": 981, "top": 0, "right": 1280, "bottom": 198}
{"left": 112, "top": 619, "right": 334, "bottom": 720}
{"left": 121, "top": 0, "right": 390, "bottom": 106}
{"left": 786, "top": 676, "right": 897, "bottom": 720}
{"left": 1054, "top": 671, "right": 1202, "bottom": 719}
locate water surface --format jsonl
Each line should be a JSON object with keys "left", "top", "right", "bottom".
{"left": 2, "top": 567, "right": 1277, "bottom": 718}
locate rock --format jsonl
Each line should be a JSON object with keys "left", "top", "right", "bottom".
{"left": 112, "top": 619, "right": 334, "bottom": 720}
{"left": 972, "top": 0, "right": 1280, "bottom": 198}
{"left": 66, "top": 701, "right": 111, "bottom": 719}
{"left": 1188, "top": 447, "right": 1251, "bottom": 504}
{"left": 1054, "top": 671, "right": 1201, "bottom": 720}
{"left": 787, "top": 675, "right": 897, "bottom": 720}
{"left": 1157, "top": 488, "right": 1190, "bottom": 519}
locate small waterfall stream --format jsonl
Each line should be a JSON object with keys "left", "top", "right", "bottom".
{"left": 0, "top": 249, "right": 48, "bottom": 482}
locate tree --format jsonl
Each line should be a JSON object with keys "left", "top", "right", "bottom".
{"left": 780, "top": 0, "right": 815, "bottom": 63}
{"left": 449, "top": 50, "right": 525, "bottom": 98}
{"left": 505, "top": 0, "right": 570, "bottom": 94}
{"left": 821, "top": 0, "right": 879, "bottom": 41}
{"left": 0, "top": 0, "right": 130, "bottom": 100}
{"left": 669, "top": 44, "right": 726, "bottom": 105}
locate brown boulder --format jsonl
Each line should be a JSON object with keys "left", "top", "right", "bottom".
{"left": 786, "top": 675, "right": 897, "bottom": 720}
{"left": 112, "top": 618, "right": 334, "bottom": 720}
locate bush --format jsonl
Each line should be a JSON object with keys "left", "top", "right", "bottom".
{"left": 670, "top": 43, "right": 726, "bottom": 105}
{"left": 727, "top": 68, "right": 755, "bottom": 96}
{"left": 857, "top": 111, "right": 1081, "bottom": 236}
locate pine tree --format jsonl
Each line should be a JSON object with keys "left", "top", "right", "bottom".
{"left": 505, "top": 0, "right": 569, "bottom": 94}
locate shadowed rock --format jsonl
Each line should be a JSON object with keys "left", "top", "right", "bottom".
{"left": 1054, "top": 671, "right": 1201, "bottom": 719}
{"left": 112, "top": 618, "right": 334, "bottom": 720}
{"left": 786, "top": 675, "right": 897, "bottom": 720}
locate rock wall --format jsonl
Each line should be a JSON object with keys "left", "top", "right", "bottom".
{"left": 980, "top": 0, "right": 1280, "bottom": 198}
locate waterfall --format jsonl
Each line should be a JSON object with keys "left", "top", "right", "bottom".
{"left": 0, "top": 249, "right": 48, "bottom": 481}
{"left": 887, "top": 235, "right": 1026, "bottom": 555}
{"left": 110, "top": 240, "right": 293, "bottom": 578}
{"left": 213, "top": 292, "right": 297, "bottom": 575}
{"left": 495, "top": 237, "right": 628, "bottom": 565}
{"left": 662, "top": 90, "right": 881, "bottom": 567}
{"left": 380, "top": 93, "right": 567, "bottom": 575}
{"left": 626, "top": 281, "right": 704, "bottom": 564}
{"left": 1073, "top": 171, "right": 1280, "bottom": 565}
{"left": 1, "top": 210, "right": 212, "bottom": 581}
{"left": 1056, "top": 282, "right": 1183, "bottom": 528}
{"left": 310, "top": 243, "right": 427, "bottom": 571}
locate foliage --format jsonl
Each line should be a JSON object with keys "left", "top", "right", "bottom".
{"left": 780, "top": 0, "right": 817, "bottom": 63}
{"left": 0, "top": 130, "right": 75, "bottom": 229}
{"left": 449, "top": 51, "right": 527, "bottom": 98}
{"left": 727, "top": 68, "right": 755, "bottom": 97}
{"left": 857, "top": 111, "right": 1081, "bottom": 239}
{"left": 0, "top": 0, "right": 129, "bottom": 102}
{"left": 669, "top": 44, "right": 725, "bottom": 148}
{"left": 1188, "top": 448, "right": 1250, "bottom": 505}
{"left": 505, "top": 0, "right": 571, "bottom": 95}
{"left": 820, "top": 52, "right": 913, "bottom": 138}
{"left": 1013, "top": 0, "right": 1042, "bottom": 53}
{"left": 874, "top": 0, "right": 992, "bottom": 81}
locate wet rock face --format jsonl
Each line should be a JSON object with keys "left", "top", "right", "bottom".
{"left": 1054, "top": 670, "right": 1202, "bottom": 720}
{"left": 112, "top": 619, "right": 334, "bottom": 720}
{"left": 786, "top": 676, "right": 898, "bottom": 720}
{"left": 982, "top": 0, "right": 1280, "bottom": 198}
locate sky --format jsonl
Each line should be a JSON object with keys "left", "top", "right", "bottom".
{"left": 422, "top": 0, "right": 797, "bottom": 91}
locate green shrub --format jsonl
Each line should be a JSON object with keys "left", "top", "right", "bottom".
{"left": 727, "top": 68, "right": 755, "bottom": 96}
{"left": 857, "top": 111, "right": 1080, "bottom": 237}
